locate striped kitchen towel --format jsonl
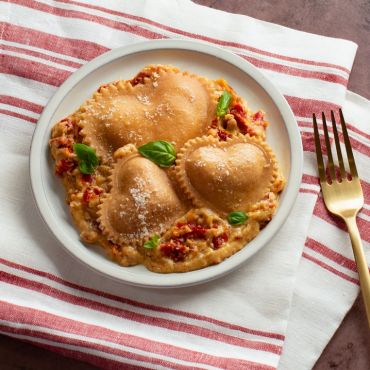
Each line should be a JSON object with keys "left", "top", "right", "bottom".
{"left": 0, "top": 1, "right": 369, "bottom": 369}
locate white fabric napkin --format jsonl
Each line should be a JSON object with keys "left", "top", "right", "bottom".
{"left": 280, "top": 90, "right": 370, "bottom": 369}
{"left": 0, "top": 1, "right": 369, "bottom": 369}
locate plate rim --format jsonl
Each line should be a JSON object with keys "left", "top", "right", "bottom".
{"left": 30, "top": 39, "right": 303, "bottom": 288}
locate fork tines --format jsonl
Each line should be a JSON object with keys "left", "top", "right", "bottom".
{"left": 312, "top": 108, "right": 358, "bottom": 183}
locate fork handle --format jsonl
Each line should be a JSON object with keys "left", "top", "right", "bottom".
{"left": 345, "top": 216, "right": 370, "bottom": 328}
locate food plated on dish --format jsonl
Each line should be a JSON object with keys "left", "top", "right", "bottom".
{"left": 49, "top": 64, "right": 285, "bottom": 273}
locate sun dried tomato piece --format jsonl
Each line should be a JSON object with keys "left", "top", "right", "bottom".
{"left": 212, "top": 232, "right": 228, "bottom": 249}
{"left": 183, "top": 224, "right": 208, "bottom": 239}
{"left": 55, "top": 159, "right": 76, "bottom": 176}
{"left": 82, "top": 187, "right": 103, "bottom": 203}
{"left": 160, "top": 239, "right": 190, "bottom": 262}
{"left": 252, "top": 110, "right": 264, "bottom": 122}
{"left": 217, "top": 129, "right": 232, "bottom": 141}
{"left": 130, "top": 71, "right": 152, "bottom": 86}
{"left": 81, "top": 174, "right": 94, "bottom": 184}
{"left": 230, "top": 103, "right": 250, "bottom": 133}
{"left": 230, "top": 103, "right": 245, "bottom": 116}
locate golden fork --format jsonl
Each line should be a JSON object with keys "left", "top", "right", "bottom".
{"left": 313, "top": 109, "right": 370, "bottom": 327}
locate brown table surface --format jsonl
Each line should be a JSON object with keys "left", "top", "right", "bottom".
{"left": 1, "top": 1, "right": 369, "bottom": 369}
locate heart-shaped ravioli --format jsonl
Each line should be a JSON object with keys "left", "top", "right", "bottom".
{"left": 98, "top": 145, "right": 186, "bottom": 246}
{"left": 78, "top": 66, "right": 217, "bottom": 163}
{"left": 176, "top": 135, "right": 278, "bottom": 215}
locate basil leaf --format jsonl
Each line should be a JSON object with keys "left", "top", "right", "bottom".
{"left": 79, "top": 161, "right": 95, "bottom": 175}
{"left": 73, "top": 143, "right": 99, "bottom": 165}
{"left": 227, "top": 211, "right": 248, "bottom": 226}
{"left": 216, "top": 91, "right": 232, "bottom": 117}
{"left": 73, "top": 143, "right": 99, "bottom": 175}
{"left": 138, "top": 141, "right": 176, "bottom": 167}
{"left": 144, "top": 234, "right": 160, "bottom": 249}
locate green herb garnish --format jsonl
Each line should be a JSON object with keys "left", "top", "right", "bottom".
{"left": 138, "top": 140, "right": 176, "bottom": 167}
{"left": 144, "top": 234, "right": 160, "bottom": 249}
{"left": 73, "top": 143, "right": 99, "bottom": 174}
{"left": 227, "top": 211, "right": 248, "bottom": 226}
{"left": 216, "top": 91, "right": 232, "bottom": 117}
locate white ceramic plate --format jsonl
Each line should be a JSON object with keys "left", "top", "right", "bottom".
{"left": 30, "top": 40, "right": 302, "bottom": 288}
